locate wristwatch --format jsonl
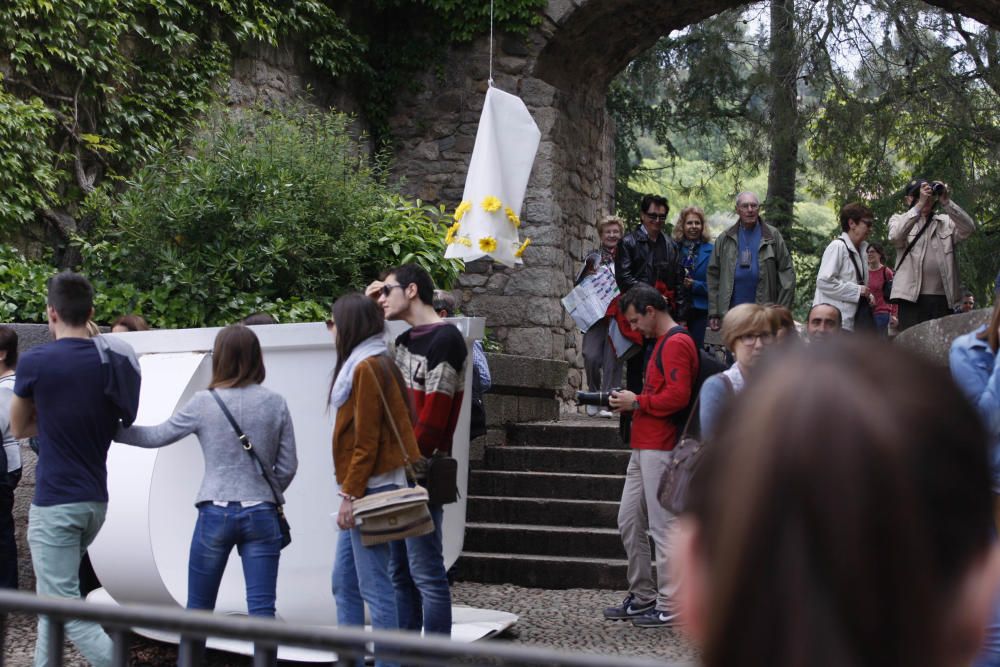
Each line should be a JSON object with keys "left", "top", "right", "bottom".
{"left": 631, "top": 399, "right": 640, "bottom": 411}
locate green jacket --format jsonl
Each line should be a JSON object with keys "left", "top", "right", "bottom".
{"left": 706, "top": 220, "right": 796, "bottom": 318}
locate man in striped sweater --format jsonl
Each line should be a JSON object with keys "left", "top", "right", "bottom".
{"left": 367, "top": 263, "right": 468, "bottom": 637}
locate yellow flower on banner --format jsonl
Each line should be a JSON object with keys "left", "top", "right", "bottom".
{"left": 454, "top": 200, "right": 472, "bottom": 222}
{"left": 456, "top": 236, "right": 472, "bottom": 247}
{"left": 479, "top": 236, "right": 498, "bottom": 253}
{"left": 481, "top": 195, "right": 502, "bottom": 213}
{"left": 504, "top": 207, "right": 521, "bottom": 228}
{"left": 445, "top": 222, "right": 460, "bottom": 245}
{"left": 515, "top": 238, "right": 532, "bottom": 258}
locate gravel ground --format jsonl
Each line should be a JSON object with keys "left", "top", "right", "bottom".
{"left": 5, "top": 445, "right": 697, "bottom": 666}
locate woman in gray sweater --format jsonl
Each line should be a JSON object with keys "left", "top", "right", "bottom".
{"left": 116, "top": 325, "right": 297, "bottom": 656}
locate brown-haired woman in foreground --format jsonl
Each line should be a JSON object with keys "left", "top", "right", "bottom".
{"left": 675, "top": 337, "right": 1000, "bottom": 667}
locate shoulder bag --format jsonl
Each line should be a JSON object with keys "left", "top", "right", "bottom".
{"left": 881, "top": 266, "right": 893, "bottom": 303}
{"left": 209, "top": 389, "right": 292, "bottom": 549}
{"left": 350, "top": 358, "right": 434, "bottom": 547}
{"left": 657, "top": 376, "right": 732, "bottom": 515}
{"left": 839, "top": 239, "right": 876, "bottom": 331}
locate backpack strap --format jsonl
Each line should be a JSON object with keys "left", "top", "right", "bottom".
{"left": 894, "top": 215, "right": 935, "bottom": 271}
{"left": 837, "top": 238, "right": 865, "bottom": 285}
{"left": 654, "top": 326, "right": 691, "bottom": 375}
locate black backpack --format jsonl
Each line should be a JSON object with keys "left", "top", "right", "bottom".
{"left": 653, "top": 326, "right": 726, "bottom": 438}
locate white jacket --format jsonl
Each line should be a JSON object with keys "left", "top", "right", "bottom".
{"left": 888, "top": 201, "right": 975, "bottom": 308}
{"left": 814, "top": 233, "right": 868, "bottom": 331}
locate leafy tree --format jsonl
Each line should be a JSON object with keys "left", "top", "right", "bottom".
{"left": 72, "top": 104, "right": 461, "bottom": 328}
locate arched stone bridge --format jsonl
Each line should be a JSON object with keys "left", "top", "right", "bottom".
{"left": 386, "top": 0, "right": 1000, "bottom": 392}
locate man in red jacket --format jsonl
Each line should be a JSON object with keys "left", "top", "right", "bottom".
{"left": 605, "top": 284, "right": 698, "bottom": 628}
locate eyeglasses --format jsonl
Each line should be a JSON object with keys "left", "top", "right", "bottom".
{"left": 644, "top": 212, "right": 667, "bottom": 221}
{"left": 379, "top": 283, "right": 404, "bottom": 297}
{"left": 860, "top": 219, "right": 874, "bottom": 226}
{"left": 738, "top": 332, "right": 774, "bottom": 345}
{"left": 325, "top": 319, "right": 335, "bottom": 330}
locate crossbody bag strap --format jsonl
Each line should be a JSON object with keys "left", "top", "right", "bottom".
{"left": 208, "top": 389, "right": 282, "bottom": 506}
{"left": 895, "top": 215, "right": 934, "bottom": 271}
{"left": 373, "top": 357, "right": 418, "bottom": 483}
{"left": 838, "top": 238, "right": 864, "bottom": 285}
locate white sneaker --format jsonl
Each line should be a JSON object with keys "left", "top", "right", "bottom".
{"left": 598, "top": 409, "right": 614, "bottom": 419}
{"left": 586, "top": 405, "right": 598, "bottom": 417}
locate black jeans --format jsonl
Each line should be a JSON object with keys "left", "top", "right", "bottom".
{"left": 0, "top": 469, "right": 21, "bottom": 589}
{"left": 897, "top": 295, "right": 951, "bottom": 332}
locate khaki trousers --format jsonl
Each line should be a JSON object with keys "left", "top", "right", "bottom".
{"left": 617, "top": 449, "right": 677, "bottom": 611}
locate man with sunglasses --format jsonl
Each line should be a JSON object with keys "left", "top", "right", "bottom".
{"left": 365, "top": 264, "right": 467, "bottom": 639}
{"left": 707, "top": 191, "right": 795, "bottom": 332}
{"left": 616, "top": 195, "right": 688, "bottom": 443}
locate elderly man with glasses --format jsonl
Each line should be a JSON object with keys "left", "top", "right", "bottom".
{"left": 707, "top": 191, "right": 796, "bottom": 332}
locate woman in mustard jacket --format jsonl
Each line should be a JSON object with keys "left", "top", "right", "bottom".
{"left": 328, "top": 293, "right": 421, "bottom": 661}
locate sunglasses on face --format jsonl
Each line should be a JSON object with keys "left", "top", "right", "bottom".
{"left": 379, "top": 283, "right": 403, "bottom": 297}
{"left": 644, "top": 212, "right": 667, "bottom": 221}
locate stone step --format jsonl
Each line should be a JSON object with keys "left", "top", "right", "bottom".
{"left": 506, "top": 420, "right": 624, "bottom": 449}
{"left": 483, "top": 446, "right": 630, "bottom": 474}
{"left": 466, "top": 496, "right": 620, "bottom": 528}
{"left": 469, "top": 470, "right": 625, "bottom": 501}
{"left": 454, "top": 552, "right": 626, "bottom": 590}
{"left": 465, "top": 522, "right": 625, "bottom": 559}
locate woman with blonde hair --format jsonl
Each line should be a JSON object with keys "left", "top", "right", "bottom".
{"left": 672, "top": 206, "right": 713, "bottom": 349}
{"left": 577, "top": 214, "right": 625, "bottom": 417}
{"left": 699, "top": 303, "right": 775, "bottom": 440}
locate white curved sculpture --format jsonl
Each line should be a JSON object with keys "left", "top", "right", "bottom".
{"left": 87, "top": 319, "right": 513, "bottom": 658}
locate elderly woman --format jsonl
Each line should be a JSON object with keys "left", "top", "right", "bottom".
{"left": 699, "top": 303, "right": 775, "bottom": 440}
{"left": 672, "top": 206, "right": 713, "bottom": 349}
{"left": 577, "top": 215, "right": 625, "bottom": 417}
{"left": 814, "top": 202, "right": 875, "bottom": 332}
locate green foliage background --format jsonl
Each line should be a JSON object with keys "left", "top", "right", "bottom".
{"left": 0, "top": 0, "right": 543, "bottom": 326}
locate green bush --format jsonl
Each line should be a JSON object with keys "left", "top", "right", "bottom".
{"left": 75, "top": 104, "right": 462, "bottom": 328}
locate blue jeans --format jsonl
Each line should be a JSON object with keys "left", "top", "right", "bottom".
{"left": 388, "top": 502, "right": 451, "bottom": 635}
{"left": 874, "top": 312, "right": 890, "bottom": 338}
{"left": 188, "top": 502, "right": 282, "bottom": 617}
{"left": 333, "top": 484, "right": 400, "bottom": 667}
{"left": 28, "top": 502, "right": 112, "bottom": 667}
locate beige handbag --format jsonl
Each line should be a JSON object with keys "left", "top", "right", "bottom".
{"left": 350, "top": 358, "right": 433, "bottom": 547}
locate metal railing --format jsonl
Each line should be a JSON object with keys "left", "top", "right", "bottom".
{"left": 0, "top": 589, "right": 684, "bottom": 667}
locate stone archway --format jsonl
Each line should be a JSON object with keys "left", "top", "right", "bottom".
{"left": 388, "top": 0, "right": 1000, "bottom": 396}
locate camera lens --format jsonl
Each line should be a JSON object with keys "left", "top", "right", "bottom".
{"left": 931, "top": 181, "right": 945, "bottom": 195}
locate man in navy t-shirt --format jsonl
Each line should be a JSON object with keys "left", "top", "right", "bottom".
{"left": 11, "top": 271, "right": 136, "bottom": 667}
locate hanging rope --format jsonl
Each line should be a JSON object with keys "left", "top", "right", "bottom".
{"left": 488, "top": 0, "right": 495, "bottom": 87}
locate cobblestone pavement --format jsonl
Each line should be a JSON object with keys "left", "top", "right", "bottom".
{"left": 6, "top": 445, "right": 697, "bottom": 666}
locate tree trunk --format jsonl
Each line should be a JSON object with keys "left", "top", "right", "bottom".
{"left": 765, "top": 0, "right": 799, "bottom": 230}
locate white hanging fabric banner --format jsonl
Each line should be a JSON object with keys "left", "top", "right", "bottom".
{"left": 444, "top": 86, "right": 540, "bottom": 267}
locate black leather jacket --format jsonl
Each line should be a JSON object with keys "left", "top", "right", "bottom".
{"left": 615, "top": 224, "right": 688, "bottom": 321}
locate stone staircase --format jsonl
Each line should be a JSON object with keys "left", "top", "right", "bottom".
{"left": 457, "top": 417, "right": 629, "bottom": 589}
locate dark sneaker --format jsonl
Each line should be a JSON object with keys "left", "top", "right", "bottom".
{"left": 603, "top": 593, "right": 655, "bottom": 620}
{"left": 631, "top": 607, "right": 679, "bottom": 628}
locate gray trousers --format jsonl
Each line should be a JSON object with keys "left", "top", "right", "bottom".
{"left": 582, "top": 318, "right": 623, "bottom": 392}
{"left": 617, "top": 449, "right": 677, "bottom": 611}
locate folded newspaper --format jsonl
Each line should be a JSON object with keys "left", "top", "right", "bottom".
{"left": 562, "top": 264, "right": 619, "bottom": 332}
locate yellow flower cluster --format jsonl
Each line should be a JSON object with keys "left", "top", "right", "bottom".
{"left": 505, "top": 206, "right": 521, "bottom": 228}
{"left": 515, "top": 238, "right": 531, "bottom": 258}
{"left": 481, "top": 195, "right": 502, "bottom": 213}
{"left": 444, "top": 222, "right": 460, "bottom": 245}
{"left": 478, "top": 236, "right": 498, "bottom": 253}
{"left": 454, "top": 200, "right": 472, "bottom": 222}
{"left": 455, "top": 237, "right": 472, "bottom": 247}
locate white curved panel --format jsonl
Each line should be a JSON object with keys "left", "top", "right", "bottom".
{"left": 89, "top": 320, "right": 485, "bottom": 635}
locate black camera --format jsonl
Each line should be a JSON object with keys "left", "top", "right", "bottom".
{"left": 576, "top": 389, "right": 620, "bottom": 407}
{"left": 931, "top": 181, "right": 947, "bottom": 196}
